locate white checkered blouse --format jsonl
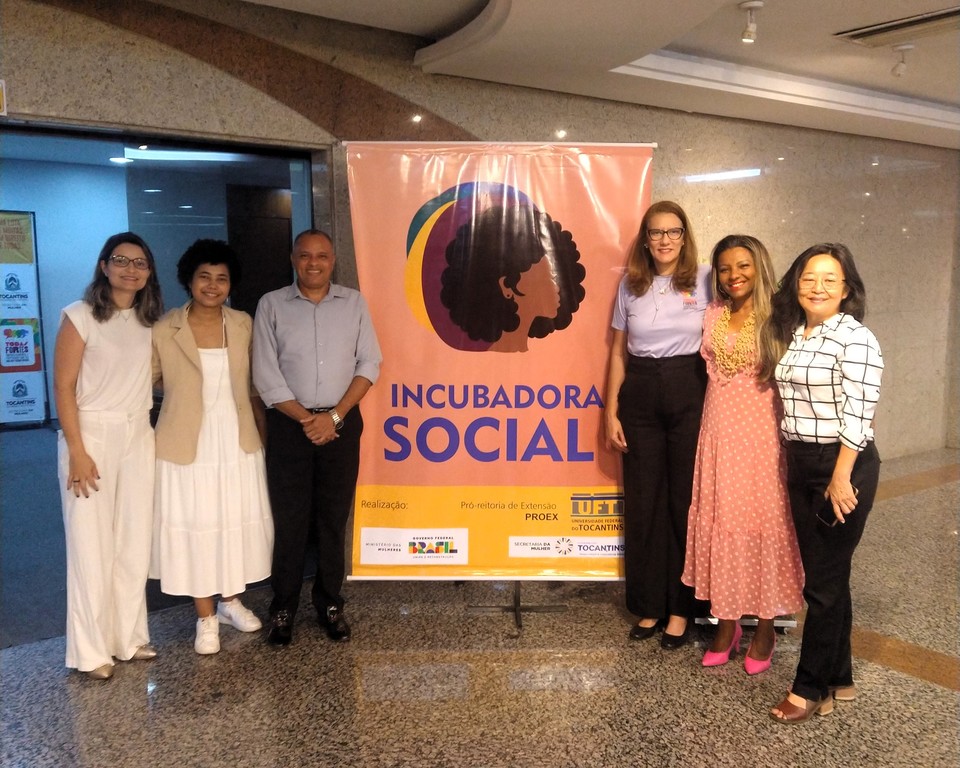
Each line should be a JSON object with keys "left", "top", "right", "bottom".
{"left": 775, "top": 312, "right": 883, "bottom": 450}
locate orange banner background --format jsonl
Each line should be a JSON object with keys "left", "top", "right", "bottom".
{"left": 346, "top": 143, "right": 653, "bottom": 578}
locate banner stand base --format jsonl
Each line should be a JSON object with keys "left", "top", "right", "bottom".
{"left": 695, "top": 615, "right": 798, "bottom": 630}
{"left": 467, "top": 581, "right": 567, "bottom": 631}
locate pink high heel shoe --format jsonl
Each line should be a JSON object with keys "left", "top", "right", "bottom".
{"left": 702, "top": 623, "right": 741, "bottom": 667}
{"left": 744, "top": 636, "right": 776, "bottom": 675}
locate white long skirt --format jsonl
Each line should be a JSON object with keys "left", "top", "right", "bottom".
{"left": 154, "top": 348, "right": 273, "bottom": 597}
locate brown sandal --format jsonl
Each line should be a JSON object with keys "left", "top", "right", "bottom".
{"left": 769, "top": 692, "right": 834, "bottom": 724}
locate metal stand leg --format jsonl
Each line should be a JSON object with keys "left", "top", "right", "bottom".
{"left": 467, "top": 581, "right": 567, "bottom": 631}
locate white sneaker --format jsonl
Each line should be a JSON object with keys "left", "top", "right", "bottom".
{"left": 194, "top": 616, "right": 220, "bottom": 655}
{"left": 217, "top": 599, "right": 262, "bottom": 632}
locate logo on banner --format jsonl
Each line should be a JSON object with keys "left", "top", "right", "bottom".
{"left": 5, "top": 378, "right": 39, "bottom": 415}
{"left": 509, "top": 536, "right": 624, "bottom": 558}
{"left": 405, "top": 183, "right": 586, "bottom": 353}
{"left": 5, "top": 274, "right": 21, "bottom": 291}
{"left": 359, "top": 528, "right": 469, "bottom": 565}
{"left": 409, "top": 539, "right": 459, "bottom": 555}
{"left": 554, "top": 537, "right": 573, "bottom": 555}
{"left": 2, "top": 327, "right": 33, "bottom": 367}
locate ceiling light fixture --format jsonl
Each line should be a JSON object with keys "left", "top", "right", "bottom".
{"left": 891, "top": 43, "right": 913, "bottom": 77}
{"left": 739, "top": 1, "right": 763, "bottom": 44}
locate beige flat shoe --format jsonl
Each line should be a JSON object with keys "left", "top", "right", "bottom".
{"left": 130, "top": 644, "right": 158, "bottom": 661}
{"left": 86, "top": 663, "right": 114, "bottom": 680}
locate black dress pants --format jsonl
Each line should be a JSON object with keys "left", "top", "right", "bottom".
{"left": 785, "top": 440, "right": 880, "bottom": 702}
{"left": 619, "top": 353, "right": 707, "bottom": 619}
{"left": 265, "top": 407, "right": 363, "bottom": 618}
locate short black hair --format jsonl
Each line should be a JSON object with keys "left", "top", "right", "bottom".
{"left": 176, "top": 239, "right": 242, "bottom": 294}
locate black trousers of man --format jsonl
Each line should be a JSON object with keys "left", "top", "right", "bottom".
{"left": 265, "top": 407, "right": 363, "bottom": 619}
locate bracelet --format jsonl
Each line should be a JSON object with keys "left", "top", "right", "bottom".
{"left": 330, "top": 409, "right": 344, "bottom": 431}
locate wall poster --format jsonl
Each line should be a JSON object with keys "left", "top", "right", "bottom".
{"left": 346, "top": 143, "right": 654, "bottom": 580}
{"left": 0, "top": 211, "right": 48, "bottom": 425}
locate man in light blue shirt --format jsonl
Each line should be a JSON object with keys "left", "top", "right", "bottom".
{"left": 253, "top": 229, "right": 381, "bottom": 645}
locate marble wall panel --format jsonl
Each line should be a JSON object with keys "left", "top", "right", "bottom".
{"left": 2, "top": 0, "right": 957, "bottom": 456}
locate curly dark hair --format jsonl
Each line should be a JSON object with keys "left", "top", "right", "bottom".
{"left": 771, "top": 243, "right": 867, "bottom": 344}
{"left": 440, "top": 205, "right": 585, "bottom": 343}
{"left": 83, "top": 232, "right": 163, "bottom": 325}
{"left": 176, "top": 239, "right": 242, "bottom": 294}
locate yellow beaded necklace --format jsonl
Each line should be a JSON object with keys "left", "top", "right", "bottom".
{"left": 711, "top": 304, "right": 757, "bottom": 377}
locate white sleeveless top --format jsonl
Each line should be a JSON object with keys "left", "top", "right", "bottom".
{"left": 61, "top": 300, "right": 152, "bottom": 414}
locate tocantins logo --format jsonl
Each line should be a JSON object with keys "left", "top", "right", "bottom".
{"left": 404, "top": 182, "right": 586, "bottom": 353}
{"left": 12, "top": 380, "right": 28, "bottom": 398}
{"left": 5, "top": 274, "right": 21, "bottom": 291}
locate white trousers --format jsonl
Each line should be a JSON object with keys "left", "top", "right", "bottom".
{"left": 59, "top": 411, "right": 154, "bottom": 671}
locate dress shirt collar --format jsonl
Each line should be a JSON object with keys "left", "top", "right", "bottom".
{"left": 284, "top": 281, "right": 346, "bottom": 303}
{"left": 797, "top": 311, "right": 846, "bottom": 341}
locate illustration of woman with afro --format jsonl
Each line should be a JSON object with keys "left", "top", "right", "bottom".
{"left": 440, "top": 204, "right": 585, "bottom": 352}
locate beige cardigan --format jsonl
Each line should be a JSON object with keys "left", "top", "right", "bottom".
{"left": 152, "top": 303, "right": 261, "bottom": 464}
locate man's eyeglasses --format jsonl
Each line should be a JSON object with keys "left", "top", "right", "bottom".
{"left": 647, "top": 227, "right": 685, "bottom": 241}
{"left": 798, "top": 273, "right": 844, "bottom": 293}
{"left": 109, "top": 254, "right": 150, "bottom": 270}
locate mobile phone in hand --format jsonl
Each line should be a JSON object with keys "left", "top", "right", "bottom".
{"left": 816, "top": 486, "right": 859, "bottom": 527}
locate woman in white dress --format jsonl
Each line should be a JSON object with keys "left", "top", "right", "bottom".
{"left": 54, "top": 232, "right": 164, "bottom": 680}
{"left": 152, "top": 239, "right": 273, "bottom": 654}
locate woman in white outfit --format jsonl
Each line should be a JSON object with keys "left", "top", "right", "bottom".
{"left": 152, "top": 239, "right": 273, "bottom": 654}
{"left": 53, "top": 232, "right": 164, "bottom": 680}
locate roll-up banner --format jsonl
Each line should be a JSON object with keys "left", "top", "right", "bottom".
{"left": 0, "top": 211, "right": 47, "bottom": 426}
{"left": 346, "top": 143, "right": 654, "bottom": 579}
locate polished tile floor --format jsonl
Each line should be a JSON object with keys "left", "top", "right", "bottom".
{"left": 1, "top": 447, "right": 957, "bottom": 767}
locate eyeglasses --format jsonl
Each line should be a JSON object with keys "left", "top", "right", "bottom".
{"left": 798, "top": 273, "right": 844, "bottom": 293}
{"left": 108, "top": 254, "right": 150, "bottom": 270}
{"left": 647, "top": 227, "right": 685, "bottom": 241}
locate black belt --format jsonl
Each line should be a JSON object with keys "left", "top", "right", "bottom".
{"left": 307, "top": 407, "right": 333, "bottom": 414}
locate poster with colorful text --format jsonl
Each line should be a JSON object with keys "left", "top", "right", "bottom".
{"left": 346, "top": 143, "right": 654, "bottom": 579}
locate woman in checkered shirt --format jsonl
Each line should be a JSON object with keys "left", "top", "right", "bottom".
{"left": 767, "top": 243, "right": 883, "bottom": 725}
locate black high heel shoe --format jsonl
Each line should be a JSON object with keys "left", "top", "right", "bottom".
{"left": 629, "top": 619, "right": 661, "bottom": 641}
{"left": 660, "top": 620, "right": 690, "bottom": 650}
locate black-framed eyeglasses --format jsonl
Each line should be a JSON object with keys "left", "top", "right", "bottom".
{"left": 647, "top": 227, "right": 684, "bottom": 241}
{"left": 108, "top": 254, "right": 150, "bottom": 270}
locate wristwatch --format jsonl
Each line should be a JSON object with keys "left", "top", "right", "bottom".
{"left": 330, "top": 409, "right": 344, "bottom": 431}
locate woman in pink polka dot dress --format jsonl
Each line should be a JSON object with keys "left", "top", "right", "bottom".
{"left": 682, "top": 235, "right": 804, "bottom": 673}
